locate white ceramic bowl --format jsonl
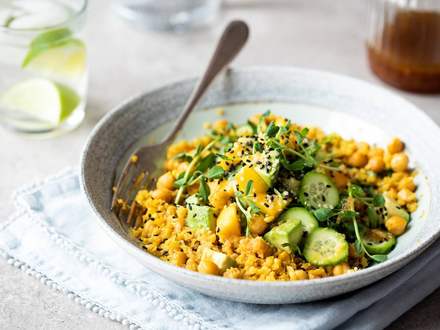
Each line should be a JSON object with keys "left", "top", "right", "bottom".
{"left": 81, "top": 67, "right": 440, "bottom": 304}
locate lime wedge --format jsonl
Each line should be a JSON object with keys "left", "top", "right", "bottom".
{"left": 28, "top": 28, "right": 73, "bottom": 50}
{"left": 0, "top": 78, "right": 80, "bottom": 126}
{"left": 22, "top": 28, "right": 86, "bottom": 79}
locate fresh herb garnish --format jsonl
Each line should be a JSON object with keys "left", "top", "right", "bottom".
{"left": 197, "top": 176, "right": 210, "bottom": 203}
{"left": 174, "top": 139, "right": 218, "bottom": 204}
{"left": 197, "top": 153, "right": 216, "bottom": 172}
{"left": 348, "top": 187, "right": 388, "bottom": 263}
{"left": 245, "top": 180, "right": 254, "bottom": 196}
{"left": 265, "top": 122, "right": 280, "bottom": 138}
{"left": 206, "top": 166, "right": 225, "bottom": 179}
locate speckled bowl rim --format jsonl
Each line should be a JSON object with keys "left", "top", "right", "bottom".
{"left": 81, "top": 66, "right": 440, "bottom": 292}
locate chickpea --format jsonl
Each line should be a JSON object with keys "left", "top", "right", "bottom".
{"left": 333, "top": 262, "right": 350, "bottom": 276}
{"left": 177, "top": 162, "right": 189, "bottom": 174}
{"left": 398, "top": 177, "right": 416, "bottom": 191}
{"left": 385, "top": 215, "right": 407, "bottom": 236}
{"left": 347, "top": 151, "right": 368, "bottom": 168}
{"left": 151, "top": 188, "right": 173, "bottom": 202}
{"left": 292, "top": 270, "right": 308, "bottom": 280}
{"left": 308, "top": 268, "right": 327, "bottom": 279}
{"left": 384, "top": 152, "right": 392, "bottom": 168}
{"left": 213, "top": 119, "right": 228, "bottom": 131}
{"left": 391, "top": 153, "right": 409, "bottom": 172}
{"left": 407, "top": 202, "right": 418, "bottom": 213}
{"left": 388, "top": 138, "right": 404, "bottom": 154}
{"left": 357, "top": 142, "right": 370, "bottom": 154}
{"left": 249, "top": 215, "right": 269, "bottom": 235}
{"left": 157, "top": 172, "right": 175, "bottom": 190}
{"left": 369, "top": 147, "right": 385, "bottom": 158}
{"left": 167, "top": 141, "right": 190, "bottom": 158}
{"left": 198, "top": 259, "right": 220, "bottom": 275}
{"left": 165, "top": 159, "right": 177, "bottom": 171}
{"left": 366, "top": 156, "right": 385, "bottom": 173}
{"left": 397, "top": 188, "right": 416, "bottom": 204}
{"left": 387, "top": 188, "right": 398, "bottom": 200}
{"left": 333, "top": 172, "right": 349, "bottom": 189}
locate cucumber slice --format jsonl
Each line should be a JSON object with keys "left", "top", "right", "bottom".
{"left": 303, "top": 228, "right": 348, "bottom": 266}
{"left": 299, "top": 172, "right": 340, "bottom": 210}
{"left": 278, "top": 207, "right": 318, "bottom": 234}
{"left": 384, "top": 194, "right": 410, "bottom": 221}
{"left": 264, "top": 218, "right": 304, "bottom": 253}
{"left": 362, "top": 229, "right": 396, "bottom": 254}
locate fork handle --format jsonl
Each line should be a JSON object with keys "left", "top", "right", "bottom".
{"left": 163, "top": 20, "right": 249, "bottom": 143}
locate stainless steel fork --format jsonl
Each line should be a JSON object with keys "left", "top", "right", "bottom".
{"left": 111, "top": 20, "right": 249, "bottom": 225}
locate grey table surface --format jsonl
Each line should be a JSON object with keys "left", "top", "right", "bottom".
{"left": 1, "top": 0, "right": 439, "bottom": 329}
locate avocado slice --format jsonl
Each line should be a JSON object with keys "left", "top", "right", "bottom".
{"left": 384, "top": 194, "right": 409, "bottom": 221}
{"left": 253, "top": 150, "right": 280, "bottom": 187}
{"left": 203, "top": 248, "right": 236, "bottom": 272}
{"left": 264, "top": 218, "right": 304, "bottom": 253}
{"left": 236, "top": 124, "right": 254, "bottom": 136}
{"left": 186, "top": 205, "right": 215, "bottom": 231}
{"left": 185, "top": 194, "right": 201, "bottom": 206}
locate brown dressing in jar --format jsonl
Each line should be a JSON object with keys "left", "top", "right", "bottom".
{"left": 368, "top": 10, "right": 440, "bottom": 93}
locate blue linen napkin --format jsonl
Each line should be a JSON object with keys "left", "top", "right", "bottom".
{"left": 1, "top": 168, "right": 439, "bottom": 330}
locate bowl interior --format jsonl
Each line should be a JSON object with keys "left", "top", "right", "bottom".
{"left": 81, "top": 67, "right": 440, "bottom": 291}
{"left": 118, "top": 102, "right": 430, "bottom": 258}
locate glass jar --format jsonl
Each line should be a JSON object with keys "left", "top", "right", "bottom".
{"left": 367, "top": 0, "right": 440, "bottom": 93}
{"left": 0, "top": 0, "right": 88, "bottom": 136}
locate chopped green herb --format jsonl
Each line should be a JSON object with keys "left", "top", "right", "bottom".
{"left": 348, "top": 184, "right": 366, "bottom": 198}
{"left": 313, "top": 208, "right": 333, "bottom": 222}
{"left": 265, "top": 122, "right": 280, "bottom": 138}
{"left": 206, "top": 166, "right": 225, "bottom": 179}
{"left": 373, "top": 194, "right": 385, "bottom": 207}
{"left": 197, "top": 153, "right": 216, "bottom": 172}
{"left": 245, "top": 180, "right": 254, "bottom": 196}
{"left": 198, "top": 176, "right": 210, "bottom": 203}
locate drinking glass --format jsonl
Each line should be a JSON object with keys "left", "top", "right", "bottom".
{"left": 0, "top": 0, "right": 88, "bottom": 135}
{"left": 113, "top": 0, "right": 221, "bottom": 31}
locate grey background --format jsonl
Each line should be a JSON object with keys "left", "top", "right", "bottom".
{"left": 1, "top": 0, "right": 439, "bottom": 329}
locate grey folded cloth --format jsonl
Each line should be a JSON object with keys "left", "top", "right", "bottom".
{"left": 0, "top": 169, "right": 438, "bottom": 330}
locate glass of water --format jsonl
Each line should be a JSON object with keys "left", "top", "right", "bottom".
{"left": 113, "top": 0, "right": 221, "bottom": 31}
{"left": 0, "top": 0, "right": 88, "bottom": 136}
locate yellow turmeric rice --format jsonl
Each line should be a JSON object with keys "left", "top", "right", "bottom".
{"left": 121, "top": 112, "right": 417, "bottom": 281}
